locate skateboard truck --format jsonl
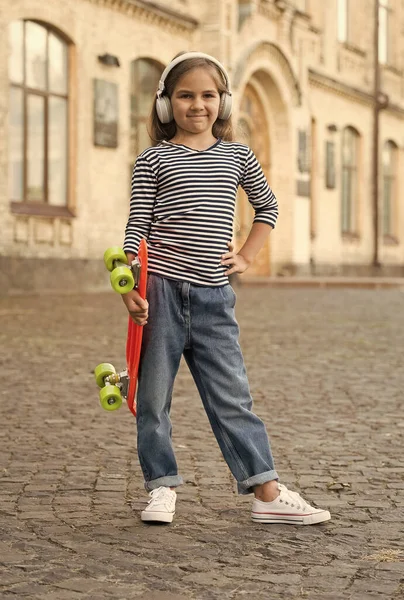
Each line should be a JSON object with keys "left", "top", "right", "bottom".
{"left": 94, "top": 363, "right": 130, "bottom": 410}
{"left": 98, "top": 369, "right": 129, "bottom": 409}
{"left": 103, "top": 247, "right": 143, "bottom": 295}
{"left": 130, "top": 257, "right": 141, "bottom": 290}
{"left": 103, "top": 370, "right": 129, "bottom": 399}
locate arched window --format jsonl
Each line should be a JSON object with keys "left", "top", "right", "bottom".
{"left": 8, "top": 20, "right": 70, "bottom": 210}
{"left": 341, "top": 126, "right": 359, "bottom": 234}
{"left": 130, "top": 58, "right": 163, "bottom": 162}
{"left": 382, "top": 140, "right": 398, "bottom": 238}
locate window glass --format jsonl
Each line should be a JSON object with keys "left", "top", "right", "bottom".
{"left": 49, "top": 33, "right": 68, "bottom": 95}
{"left": 382, "top": 142, "right": 392, "bottom": 173}
{"left": 27, "top": 94, "right": 45, "bottom": 201}
{"left": 382, "top": 141, "right": 396, "bottom": 236}
{"left": 48, "top": 97, "right": 67, "bottom": 205}
{"left": 342, "top": 127, "right": 356, "bottom": 165}
{"left": 26, "top": 21, "right": 47, "bottom": 90}
{"left": 383, "top": 178, "right": 392, "bottom": 235}
{"left": 341, "top": 127, "right": 358, "bottom": 234}
{"left": 379, "top": 4, "right": 388, "bottom": 64}
{"left": 136, "top": 59, "right": 161, "bottom": 116}
{"left": 337, "top": 0, "right": 348, "bottom": 42}
{"left": 341, "top": 169, "right": 351, "bottom": 232}
{"left": 9, "top": 20, "right": 24, "bottom": 84}
{"left": 9, "top": 20, "right": 69, "bottom": 206}
{"left": 130, "top": 59, "right": 162, "bottom": 158}
{"left": 8, "top": 87, "right": 24, "bottom": 200}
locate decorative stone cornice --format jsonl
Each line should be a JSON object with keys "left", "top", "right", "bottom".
{"left": 309, "top": 69, "right": 373, "bottom": 106}
{"left": 309, "top": 69, "right": 404, "bottom": 117}
{"left": 85, "top": 0, "right": 199, "bottom": 36}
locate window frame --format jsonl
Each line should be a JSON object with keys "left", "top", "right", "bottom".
{"left": 8, "top": 19, "right": 75, "bottom": 218}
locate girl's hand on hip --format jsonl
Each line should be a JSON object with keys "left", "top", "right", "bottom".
{"left": 221, "top": 242, "right": 250, "bottom": 276}
{"left": 121, "top": 289, "right": 149, "bottom": 325}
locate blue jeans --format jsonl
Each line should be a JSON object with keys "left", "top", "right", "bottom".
{"left": 136, "top": 274, "right": 279, "bottom": 494}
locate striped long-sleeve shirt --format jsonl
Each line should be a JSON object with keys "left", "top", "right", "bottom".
{"left": 123, "top": 139, "right": 278, "bottom": 286}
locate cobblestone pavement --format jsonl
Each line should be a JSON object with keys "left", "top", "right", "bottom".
{"left": 1, "top": 286, "right": 404, "bottom": 600}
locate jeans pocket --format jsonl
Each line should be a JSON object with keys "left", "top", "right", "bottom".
{"left": 226, "top": 284, "right": 237, "bottom": 308}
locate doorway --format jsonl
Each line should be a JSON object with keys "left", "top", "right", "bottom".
{"left": 236, "top": 83, "right": 271, "bottom": 277}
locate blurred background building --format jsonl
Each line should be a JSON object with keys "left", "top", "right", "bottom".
{"left": 1, "top": 0, "right": 403, "bottom": 293}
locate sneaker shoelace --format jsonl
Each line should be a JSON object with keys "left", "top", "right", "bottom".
{"left": 278, "top": 484, "right": 310, "bottom": 512}
{"left": 147, "top": 487, "right": 174, "bottom": 510}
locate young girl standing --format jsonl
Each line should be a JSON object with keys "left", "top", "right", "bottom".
{"left": 122, "top": 52, "right": 331, "bottom": 526}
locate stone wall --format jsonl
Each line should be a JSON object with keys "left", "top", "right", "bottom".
{"left": 0, "top": 0, "right": 404, "bottom": 293}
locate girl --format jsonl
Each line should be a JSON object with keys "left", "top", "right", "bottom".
{"left": 122, "top": 52, "right": 331, "bottom": 526}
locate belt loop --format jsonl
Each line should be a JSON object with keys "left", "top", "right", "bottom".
{"left": 182, "top": 281, "right": 190, "bottom": 301}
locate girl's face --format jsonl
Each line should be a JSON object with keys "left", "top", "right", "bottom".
{"left": 170, "top": 67, "right": 221, "bottom": 139}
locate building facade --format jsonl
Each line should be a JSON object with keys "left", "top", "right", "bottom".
{"left": 0, "top": 0, "right": 403, "bottom": 293}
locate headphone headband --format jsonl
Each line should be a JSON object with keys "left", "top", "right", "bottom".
{"left": 157, "top": 52, "right": 231, "bottom": 97}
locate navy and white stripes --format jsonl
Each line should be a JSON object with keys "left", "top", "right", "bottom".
{"left": 123, "top": 139, "right": 278, "bottom": 286}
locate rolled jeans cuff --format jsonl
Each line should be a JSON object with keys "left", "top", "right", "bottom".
{"left": 237, "top": 470, "right": 279, "bottom": 495}
{"left": 144, "top": 475, "right": 184, "bottom": 492}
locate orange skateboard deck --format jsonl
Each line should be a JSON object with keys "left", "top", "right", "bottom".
{"left": 125, "top": 239, "right": 148, "bottom": 416}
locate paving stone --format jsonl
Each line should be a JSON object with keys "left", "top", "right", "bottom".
{"left": 1, "top": 288, "right": 403, "bottom": 599}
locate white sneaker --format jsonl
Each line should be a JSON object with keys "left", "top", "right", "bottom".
{"left": 251, "top": 483, "right": 331, "bottom": 525}
{"left": 141, "top": 486, "right": 176, "bottom": 523}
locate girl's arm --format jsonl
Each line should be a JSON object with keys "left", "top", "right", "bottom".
{"left": 221, "top": 148, "right": 278, "bottom": 276}
{"left": 123, "top": 154, "right": 157, "bottom": 255}
{"left": 221, "top": 222, "right": 273, "bottom": 276}
{"left": 237, "top": 222, "right": 273, "bottom": 266}
{"left": 240, "top": 148, "right": 278, "bottom": 230}
{"left": 122, "top": 153, "right": 157, "bottom": 325}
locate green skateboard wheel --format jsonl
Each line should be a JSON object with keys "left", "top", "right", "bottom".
{"left": 104, "top": 247, "right": 128, "bottom": 272}
{"left": 99, "top": 385, "right": 123, "bottom": 411}
{"left": 110, "top": 266, "right": 134, "bottom": 294}
{"left": 94, "top": 363, "right": 116, "bottom": 388}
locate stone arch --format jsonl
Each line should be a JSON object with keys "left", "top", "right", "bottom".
{"left": 233, "top": 46, "right": 296, "bottom": 276}
{"left": 235, "top": 78, "right": 273, "bottom": 277}
{"left": 233, "top": 41, "right": 301, "bottom": 107}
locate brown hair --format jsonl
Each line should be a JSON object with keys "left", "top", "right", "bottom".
{"left": 148, "top": 53, "right": 233, "bottom": 144}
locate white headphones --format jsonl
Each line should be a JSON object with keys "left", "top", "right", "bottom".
{"left": 156, "top": 52, "right": 233, "bottom": 124}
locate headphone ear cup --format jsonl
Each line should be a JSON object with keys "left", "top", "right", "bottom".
{"left": 218, "top": 92, "right": 232, "bottom": 120}
{"left": 156, "top": 95, "right": 173, "bottom": 124}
